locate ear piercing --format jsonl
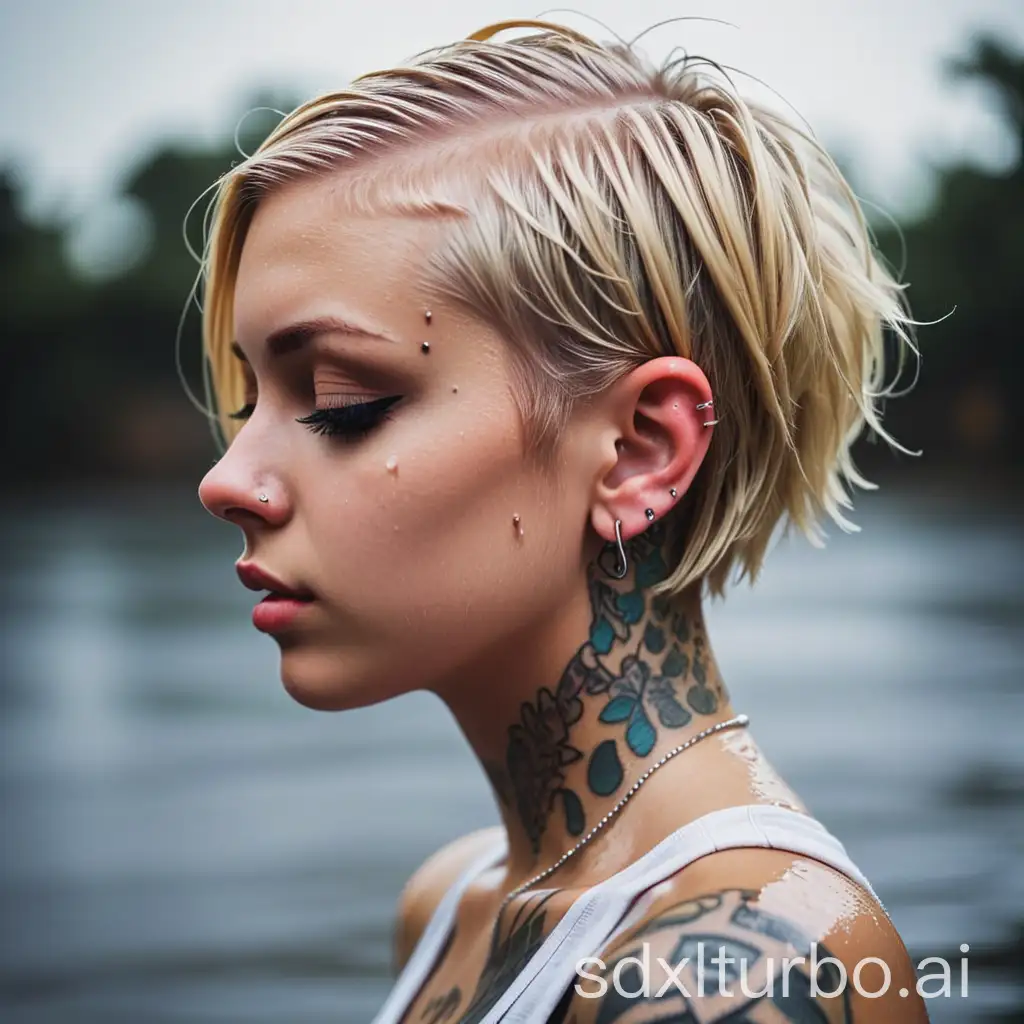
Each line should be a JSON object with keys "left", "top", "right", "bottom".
{"left": 697, "top": 398, "right": 718, "bottom": 427}
{"left": 669, "top": 488, "right": 677, "bottom": 497}
{"left": 645, "top": 508, "right": 655, "bottom": 521}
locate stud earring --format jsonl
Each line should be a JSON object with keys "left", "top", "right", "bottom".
{"left": 258, "top": 494, "right": 269, "bottom": 504}
{"left": 645, "top": 508, "right": 655, "bottom": 522}
{"left": 669, "top": 488, "right": 677, "bottom": 498}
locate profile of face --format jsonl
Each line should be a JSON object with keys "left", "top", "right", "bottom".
{"left": 198, "top": 173, "right": 709, "bottom": 712}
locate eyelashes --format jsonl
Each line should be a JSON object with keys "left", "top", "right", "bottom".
{"left": 227, "top": 395, "right": 403, "bottom": 441}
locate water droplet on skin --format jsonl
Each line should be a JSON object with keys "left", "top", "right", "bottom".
{"left": 385, "top": 455, "right": 398, "bottom": 473}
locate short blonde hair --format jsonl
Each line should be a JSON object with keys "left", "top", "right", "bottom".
{"left": 197, "top": 18, "right": 915, "bottom": 598}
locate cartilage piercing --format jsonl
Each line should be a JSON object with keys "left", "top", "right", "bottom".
{"left": 703, "top": 418, "right": 720, "bottom": 427}
{"left": 645, "top": 508, "right": 655, "bottom": 521}
{"left": 669, "top": 488, "right": 677, "bottom": 498}
{"left": 696, "top": 399, "right": 714, "bottom": 410}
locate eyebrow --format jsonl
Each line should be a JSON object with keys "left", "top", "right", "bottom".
{"left": 231, "top": 315, "right": 397, "bottom": 363}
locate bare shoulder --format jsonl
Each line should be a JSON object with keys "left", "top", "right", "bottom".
{"left": 566, "top": 847, "right": 928, "bottom": 1023}
{"left": 393, "top": 825, "right": 504, "bottom": 972}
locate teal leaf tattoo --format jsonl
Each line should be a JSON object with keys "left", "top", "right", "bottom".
{"left": 643, "top": 622, "right": 666, "bottom": 654}
{"left": 587, "top": 739, "right": 624, "bottom": 796}
{"left": 648, "top": 677, "right": 692, "bottom": 728}
{"left": 625, "top": 705, "right": 657, "bottom": 756}
{"left": 559, "top": 788, "right": 585, "bottom": 836}
{"left": 598, "top": 695, "right": 635, "bottom": 724}
{"left": 661, "top": 644, "right": 689, "bottom": 678}
{"left": 635, "top": 546, "right": 669, "bottom": 588}
{"left": 615, "top": 588, "right": 645, "bottom": 624}
{"left": 687, "top": 682, "right": 718, "bottom": 715}
{"left": 591, "top": 618, "right": 615, "bottom": 655}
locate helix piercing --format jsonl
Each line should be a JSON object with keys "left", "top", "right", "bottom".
{"left": 602, "top": 519, "right": 629, "bottom": 579}
{"left": 696, "top": 399, "right": 714, "bottom": 410}
{"left": 258, "top": 494, "right": 269, "bottom": 503}
{"left": 703, "top": 418, "right": 720, "bottom": 427}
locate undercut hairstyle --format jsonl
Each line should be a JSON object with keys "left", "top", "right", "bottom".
{"left": 196, "top": 17, "right": 916, "bottom": 598}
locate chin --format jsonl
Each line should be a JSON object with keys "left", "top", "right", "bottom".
{"left": 277, "top": 644, "right": 408, "bottom": 712}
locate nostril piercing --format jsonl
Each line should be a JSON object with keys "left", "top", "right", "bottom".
{"left": 258, "top": 494, "right": 269, "bottom": 503}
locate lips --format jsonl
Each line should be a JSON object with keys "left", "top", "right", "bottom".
{"left": 235, "top": 562, "right": 315, "bottom": 601}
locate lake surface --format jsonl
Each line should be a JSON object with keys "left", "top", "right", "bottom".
{"left": 1, "top": 482, "right": 1021, "bottom": 1022}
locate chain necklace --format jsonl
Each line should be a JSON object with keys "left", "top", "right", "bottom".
{"left": 496, "top": 713, "right": 750, "bottom": 918}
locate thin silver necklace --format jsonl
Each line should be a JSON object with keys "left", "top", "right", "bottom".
{"left": 496, "top": 713, "right": 750, "bottom": 917}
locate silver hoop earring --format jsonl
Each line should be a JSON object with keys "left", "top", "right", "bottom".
{"left": 258, "top": 493, "right": 269, "bottom": 504}
{"left": 602, "top": 519, "right": 629, "bottom": 579}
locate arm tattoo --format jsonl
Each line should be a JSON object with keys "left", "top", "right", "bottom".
{"left": 582, "top": 890, "right": 853, "bottom": 1023}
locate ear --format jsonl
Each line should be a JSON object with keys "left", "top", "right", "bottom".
{"left": 590, "top": 357, "right": 714, "bottom": 545}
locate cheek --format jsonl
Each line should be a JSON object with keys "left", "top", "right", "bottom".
{"left": 303, "top": 410, "right": 581, "bottom": 681}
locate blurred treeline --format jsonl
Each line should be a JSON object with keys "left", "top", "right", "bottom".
{"left": 2, "top": 37, "right": 1021, "bottom": 487}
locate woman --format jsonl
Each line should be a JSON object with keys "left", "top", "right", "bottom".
{"left": 196, "top": 18, "right": 928, "bottom": 1023}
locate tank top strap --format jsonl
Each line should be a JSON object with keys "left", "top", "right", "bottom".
{"left": 370, "top": 836, "right": 509, "bottom": 1024}
{"left": 496, "top": 804, "right": 879, "bottom": 1023}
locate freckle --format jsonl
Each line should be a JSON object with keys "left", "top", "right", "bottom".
{"left": 385, "top": 455, "right": 399, "bottom": 474}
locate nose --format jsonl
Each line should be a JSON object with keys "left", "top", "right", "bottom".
{"left": 198, "top": 452, "right": 290, "bottom": 529}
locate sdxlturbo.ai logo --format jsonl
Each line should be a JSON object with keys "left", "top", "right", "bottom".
{"left": 575, "top": 941, "right": 971, "bottom": 1002}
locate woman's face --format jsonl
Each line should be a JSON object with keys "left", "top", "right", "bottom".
{"left": 198, "top": 175, "right": 600, "bottom": 711}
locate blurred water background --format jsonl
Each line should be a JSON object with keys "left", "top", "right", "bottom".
{"left": 2, "top": 2, "right": 1024, "bottom": 1022}
{"left": 1, "top": 480, "right": 1021, "bottom": 1023}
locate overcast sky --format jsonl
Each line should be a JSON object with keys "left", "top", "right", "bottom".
{"left": 2, "top": 0, "right": 1023, "bottom": 222}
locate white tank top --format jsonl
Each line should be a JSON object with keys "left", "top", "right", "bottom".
{"left": 371, "top": 804, "right": 880, "bottom": 1024}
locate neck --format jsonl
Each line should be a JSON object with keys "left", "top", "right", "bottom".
{"left": 437, "top": 522, "right": 738, "bottom": 879}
